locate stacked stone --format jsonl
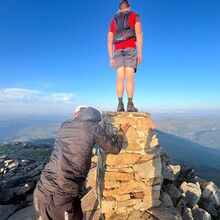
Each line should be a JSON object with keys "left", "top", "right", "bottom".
{"left": 97, "top": 111, "right": 162, "bottom": 219}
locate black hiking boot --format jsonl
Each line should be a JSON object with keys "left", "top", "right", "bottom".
{"left": 117, "top": 102, "right": 125, "bottom": 112}
{"left": 127, "top": 102, "right": 138, "bottom": 112}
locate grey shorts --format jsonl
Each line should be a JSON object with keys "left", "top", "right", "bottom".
{"left": 114, "top": 48, "right": 137, "bottom": 71}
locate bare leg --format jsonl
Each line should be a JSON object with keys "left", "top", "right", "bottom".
{"left": 125, "top": 67, "right": 135, "bottom": 98}
{"left": 116, "top": 67, "right": 125, "bottom": 98}
{"left": 125, "top": 67, "right": 138, "bottom": 112}
{"left": 116, "top": 67, "right": 125, "bottom": 111}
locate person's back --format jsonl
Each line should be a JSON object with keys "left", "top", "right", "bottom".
{"left": 38, "top": 109, "right": 100, "bottom": 197}
{"left": 34, "top": 106, "right": 129, "bottom": 220}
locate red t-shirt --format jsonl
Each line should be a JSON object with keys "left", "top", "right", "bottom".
{"left": 109, "top": 12, "right": 140, "bottom": 51}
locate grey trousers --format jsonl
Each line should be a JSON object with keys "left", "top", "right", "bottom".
{"left": 34, "top": 188, "right": 83, "bottom": 220}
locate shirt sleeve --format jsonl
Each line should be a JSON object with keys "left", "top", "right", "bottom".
{"left": 109, "top": 19, "right": 116, "bottom": 33}
{"left": 93, "top": 125, "right": 123, "bottom": 155}
{"left": 129, "top": 12, "right": 141, "bottom": 28}
{"left": 136, "top": 13, "right": 141, "bottom": 23}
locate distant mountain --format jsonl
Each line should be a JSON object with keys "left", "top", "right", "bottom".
{"left": 154, "top": 117, "right": 220, "bottom": 149}
{"left": 156, "top": 129, "right": 220, "bottom": 186}
{"left": 0, "top": 118, "right": 62, "bottom": 144}
{"left": 194, "top": 129, "right": 220, "bottom": 148}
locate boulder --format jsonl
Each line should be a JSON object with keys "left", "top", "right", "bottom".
{"left": 0, "top": 204, "right": 21, "bottom": 220}
{"left": 179, "top": 182, "right": 201, "bottom": 208}
{"left": 192, "top": 205, "right": 211, "bottom": 220}
{"left": 8, "top": 206, "right": 36, "bottom": 220}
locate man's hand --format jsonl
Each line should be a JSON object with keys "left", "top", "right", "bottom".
{"left": 110, "top": 58, "right": 115, "bottom": 68}
{"left": 137, "top": 54, "right": 142, "bottom": 65}
{"left": 118, "top": 123, "right": 130, "bottom": 135}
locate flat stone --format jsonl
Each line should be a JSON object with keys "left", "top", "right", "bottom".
{"left": 106, "top": 153, "right": 141, "bottom": 167}
{"left": 144, "top": 204, "right": 182, "bottom": 219}
{"left": 136, "top": 118, "right": 155, "bottom": 130}
{"left": 113, "top": 194, "right": 131, "bottom": 202}
{"left": 131, "top": 191, "right": 144, "bottom": 199}
{"left": 101, "top": 200, "right": 116, "bottom": 213}
{"left": 117, "top": 199, "right": 141, "bottom": 207}
{"left": 134, "top": 200, "right": 161, "bottom": 211}
{"left": 127, "top": 210, "right": 141, "bottom": 220}
{"left": 106, "top": 167, "right": 134, "bottom": 173}
{"left": 113, "top": 117, "right": 137, "bottom": 127}
{"left": 102, "top": 111, "right": 151, "bottom": 118}
{"left": 132, "top": 157, "right": 161, "bottom": 179}
{"left": 125, "top": 142, "right": 142, "bottom": 151}
{"left": 126, "top": 127, "right": 140, "bottom": 142}
{"left": 120, "top": 181, "right": 148, "bottom": 192}
{"left": 81, "top": 188, "right": 99, "bottom": 212}
{"left": 104, "top": 180, "right": 120, "bottom": 189}
{"left": 103, "top": 188, "right": 120, "bottom": 197}
{"left": 105, "top": 172, "right": 133, "bottom": 181}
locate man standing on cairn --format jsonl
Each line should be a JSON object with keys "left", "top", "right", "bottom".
{"left": 108, "top": 0, "right": 143, "bottom": 112}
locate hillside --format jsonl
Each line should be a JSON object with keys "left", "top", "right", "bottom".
{"left": 154, "top": 117, "right": 220, "bottom": 149}
{"left": 1, "top": 117, "right": 220, "bottom": 186}
{"left": 0, "top": 118, "right": 61, "bottom": 144}
{"left": 156, "top": 129, "right": 220, "bottom": 186}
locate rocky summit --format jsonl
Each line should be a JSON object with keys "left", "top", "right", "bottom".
{"left": 1, "top": 112, "right": 220, "bottom": 220}
{"left": 1, "top": 141, "right": 220, "bottom": 220}
{"left": 0, "top": 142, "right": 52, "bottom": 220}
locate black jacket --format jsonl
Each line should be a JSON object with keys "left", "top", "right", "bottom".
{"left": 37, "top": 107, "right": 123, "bottom": 198}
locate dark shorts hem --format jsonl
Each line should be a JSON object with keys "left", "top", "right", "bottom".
{"left": 114, "top": 47, "right": 137, "bottom": 70}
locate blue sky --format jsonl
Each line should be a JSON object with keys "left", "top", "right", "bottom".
{"left": 0, "top": 0, "right": 220, "bottom": 118}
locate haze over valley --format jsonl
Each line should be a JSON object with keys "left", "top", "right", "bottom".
{"left": 1, "top": 113, "right": 220, "bottom": 186}
{"left": 154, "top": 115, "right": 220, "bottom": 149}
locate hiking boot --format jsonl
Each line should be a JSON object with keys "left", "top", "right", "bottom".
{"left": 117, "top": 102, "right": 125, "bottom": 112}
{"left": 127, "top": 102, "right": 138, "bottom": 112}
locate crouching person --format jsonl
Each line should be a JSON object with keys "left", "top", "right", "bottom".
{"left": 34, "top": 106, "right": 129, "bottom": 220}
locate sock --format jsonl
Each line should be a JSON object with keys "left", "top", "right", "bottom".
{"left": 118, "top": 97, "right": 123, "bottom": 104}
{"left": 128, "top": 98, "right": 133, "bottom": 103}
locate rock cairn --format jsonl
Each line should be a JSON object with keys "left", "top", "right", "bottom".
{"left": 97, "top": 111, "right": 162, "bottom": 219}
{"left": 82, "top": 111, "right": 220, "bottom": 220}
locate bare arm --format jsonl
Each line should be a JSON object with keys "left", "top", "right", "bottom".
{"left": 107, "top": 31, "right": 115, "bottom": 68}
{"left": 135, "top": 21, "right": 143, "bottom": 65}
